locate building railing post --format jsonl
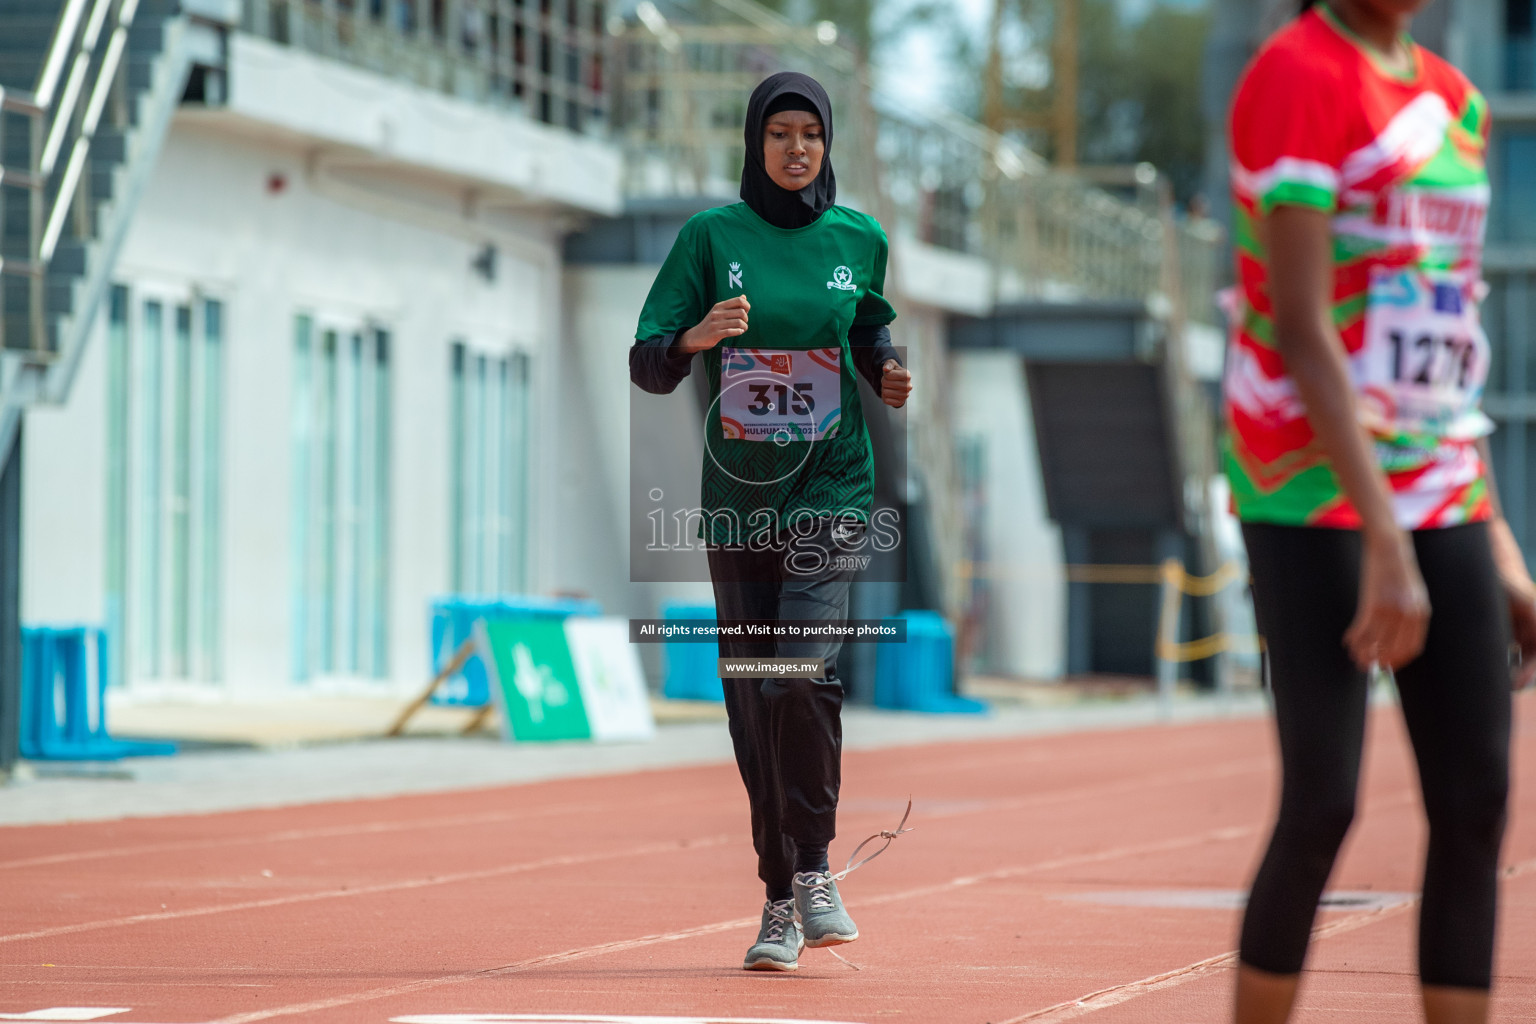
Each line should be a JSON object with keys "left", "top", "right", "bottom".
{"left": 28, "top": 105, "right": 45, "bottom": 355}
{"left": 0, "top": 421, "right": 22, "bottom": 779}
{"left": 1155, "top": 557, "right": 1184, "bottom": 720}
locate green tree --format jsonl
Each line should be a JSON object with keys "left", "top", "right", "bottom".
{"left": 1120, "top": 4, "right": 1212, "bottom": 200}
{"left": 752, "top": 0, "right": 881, "bottom": 57}
{"left": 934, "top": 0, "right": 1212, "bottom": 201}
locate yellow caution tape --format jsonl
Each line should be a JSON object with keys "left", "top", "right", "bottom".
{"left": 1159, "top": 559, "right": 1247, "bottom": 597}
{"left": 1156, "top": 632, "right": 1265, "bottom": 663}
{"left": 957, "top": 558, "right": 1263, "bottom": 665}
{"left": 957, "top": 560, "right": 1248, "bottom": 595}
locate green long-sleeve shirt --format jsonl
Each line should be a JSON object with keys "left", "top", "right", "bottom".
{"left": 634, "top": 202, "right": 898, "bottom": 545}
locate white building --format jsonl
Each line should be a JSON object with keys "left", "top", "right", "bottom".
{"left": 20, "top": 9, "right": 625, "bottom": 696}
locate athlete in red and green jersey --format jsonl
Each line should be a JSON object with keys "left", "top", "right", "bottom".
{"left": 1225, "top": 7, "right": 1536, "bottom": 1021}
{"left": 1225, "top": 1, "right": 1493, "bottom": 528}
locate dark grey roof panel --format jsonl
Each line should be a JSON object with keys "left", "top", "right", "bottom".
{"left": 564, "top": 197, "right": 734, "bottom": 264}
{"left": 949, "top": 301, "right": 1149, "bottom": 361}
{"left": 1027, "top": 362, "right": 1180, "bottom": 528}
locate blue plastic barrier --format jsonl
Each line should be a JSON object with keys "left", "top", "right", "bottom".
{"left": 20, "top": 627, "right": 178, "bottom": 760}
{"left": 661, "top": 601, "right": 722, "bottom": 701}
{"left": 428, "top": 596, "right": 602, "bottom": 706}
{"left": 873, "top": 611, "right": 989, "bottom": 714}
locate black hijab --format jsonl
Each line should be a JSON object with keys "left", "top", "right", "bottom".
{"left": 740, "top": 72, "right": 837, "bottom": 230}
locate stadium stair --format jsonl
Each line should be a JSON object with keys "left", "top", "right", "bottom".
{"left": 1, "top": 0, "right": 192, "bottom": 462}
{"left": 0, "top": 0, "right": 192, "bottom": 773}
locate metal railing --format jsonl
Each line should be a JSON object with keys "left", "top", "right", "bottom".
{"left": 612, "top": 0, "right": 1224, "bottom": 315}
{"left": 0, "top": 0, "right": 141, "bottom": 355}
{"left": 232, "top": 0, "right": 1221, "bottom": 312}
{"left": 241, "top": 0, "right": 613, "bottom": 135}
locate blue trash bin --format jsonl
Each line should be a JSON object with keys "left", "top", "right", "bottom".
{"left": 428, "top": 595, "right": 601, "bottom": 707}
{"left": 873, "top": 611, "right": 988, "bottom": 714}
{"left": 20, "top": 627, "right": 178, "bottom": 760}
{"left": 661, "top": 601, "right": 721, "bottom": 701}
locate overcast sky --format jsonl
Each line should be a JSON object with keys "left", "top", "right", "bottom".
{"left": 872, "top": 0, "right": 990, "bottom": 110}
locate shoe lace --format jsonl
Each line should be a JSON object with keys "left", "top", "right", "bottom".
{"left": 828, "top": 797, "right": 917, "bottom": 884}
{"left": 802, "top": 874, "right": 835, "bottom": 911}
{"left": 762, "top": 898, "right": 795, "bottom": 942}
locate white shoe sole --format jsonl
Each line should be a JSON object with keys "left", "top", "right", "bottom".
{"left": 743, "top": 956, "right": 800, "bottom": 971}
{"left": 744, "top": 935, "right": 804, "bottom": 971}
{"left": 803, "top": 928, "right": 859, "bottom": 948}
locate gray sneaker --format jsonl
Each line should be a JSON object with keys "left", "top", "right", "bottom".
{"left": 793, "top": 871, "right": 859, "bottom": 947}
{"left": 743, "top": 898, "right": 802, "bottom": 971}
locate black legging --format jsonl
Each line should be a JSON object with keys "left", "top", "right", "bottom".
{"left": 1240, "top": 522, "right": 1512, "bottom": 989}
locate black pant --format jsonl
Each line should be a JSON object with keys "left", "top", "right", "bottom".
{"left": 1240, "top": 522, "right": 1512, "bottom": 989}
{"left": 707, "top": 518, "right": 865, "bottom": 897}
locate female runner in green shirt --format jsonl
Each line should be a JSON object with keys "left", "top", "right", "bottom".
{"left": 630, "top": 71, "right": 912, "bottom": 972}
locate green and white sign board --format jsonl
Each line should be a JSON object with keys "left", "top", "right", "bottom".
{"left": 479, "top": 616, "right": 655, "bottom": 743}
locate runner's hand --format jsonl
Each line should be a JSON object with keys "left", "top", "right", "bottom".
{"left": 1344, "top": 530, "right": 1429, "bottom": 671}
{"left": 1489, "top": 517, "right": 1536, "bottom": 690}
{"left": 678, "top": 296, "right": 750, "bottom": 353}
{"left": 881, "top": 360, "right": 911, "bottom": 408}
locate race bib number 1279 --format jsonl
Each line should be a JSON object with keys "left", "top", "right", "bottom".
{"left": 720, "top": 347, "right": 842, "bottom": 442}
{"left": 1357, "top": 269, "right": 1492, "bottom": 440}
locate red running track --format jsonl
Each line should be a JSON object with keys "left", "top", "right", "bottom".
{"left": 3, "top": 695, "right": 1535, "bottom": 1024}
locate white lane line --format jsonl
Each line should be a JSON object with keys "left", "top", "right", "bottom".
{"left": 0, "top": 751, "right": 1271, "bottom": 876}
{"left": 205, "top": 917, "right": 768, "bottom": 1024}
{"left": 0, "top": 1011, "right": 132, "bottom": 1021}
{"left": 1055, "top": 888, "right": 1415, "bottom": 911}
{"left": 998, "top": 949, "right": 1239, "bottom": 1024}
{"left": 1, "top": 753, "right": 1271, "bottom": 948}
{"left": 995, "top": 845, "right": 1536, "bottom": 1024}
{"left": 995, "top": 902, "right": 1411, "bottom": 1024}
{"left": 875, "top": 757, "right": 1272, "bottom": 828}
{"left": 0, "top": 796, "right": 704, "bottom": 873}
{"left": 198, "top": 822, "right": 1266, "bottom": 1024}
{"left": 0, "top": 836, "right": 733, "bottom": 947}
{"left": 861, "top": 824, "right": 1265, "bottom": 910}
{"left": 390, "top": 1016, "right": 870, "bottom": 1023}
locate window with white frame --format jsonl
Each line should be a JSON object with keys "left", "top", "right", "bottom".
{"left": 449, "top": 341, "right": 531, "bottom": 595}
{"left": 105, "top": 284, "right": 224, "bottom": 686}
{"left": 291, "top": 315, "right": 391, "bottom": 682}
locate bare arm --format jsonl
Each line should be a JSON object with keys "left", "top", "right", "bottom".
{"left": 1266, "top": 205, "right": 1428, "bottom": 669}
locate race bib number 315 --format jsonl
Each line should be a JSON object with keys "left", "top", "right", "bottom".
{"left": 720, "top": 347, "right": 842, "bottom": 442}
{"left": 1357, "top": 269, "right": 1492, "bottom": 440}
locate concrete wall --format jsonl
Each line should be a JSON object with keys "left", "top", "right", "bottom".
{"left": 950, "top": 350, "right": 1066, "bottom": 679}
{"left": 21, "top": 321, "right": 109, "bottom": 626}
{"left": 560, "top": 265, "right": 715, "bottom": 625}
{"left": 226, "top": 34, "right": 622, "bottom": 217}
